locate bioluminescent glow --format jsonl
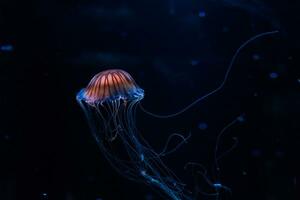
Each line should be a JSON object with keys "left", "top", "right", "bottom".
{"left": 77, "top": 69, "right": 190, "bottom": 200}
{"left": 0, "top": 44, "right": 14, "bottom": 52}
{"left": 269, "top": 72, "right": 279, "bottom": 79}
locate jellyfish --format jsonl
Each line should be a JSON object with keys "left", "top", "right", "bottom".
{"left": 76, "top": 69, "right": 190, "bottom": 200}
{"left": 76, "top": 31, "right": 279, "bottom": 200}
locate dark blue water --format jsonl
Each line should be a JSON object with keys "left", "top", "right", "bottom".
{"left": 0, "top": 0, "right": 298, "bottom": 199}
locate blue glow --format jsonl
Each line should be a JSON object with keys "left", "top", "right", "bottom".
{"left": 237, "top": 115, "right": 245, "bottom": 122}
{"left": 198, "top": 122, "right": 208, "bottom": 130}
{"left": 77, "top": 88, "right": 188, "bottom": 200}
{"left": 76, "top": 89, "right": 86, "bottom": 101}
{"left": 140, "top": 170, "right": 146, "bottom": 176}
{"left": 0, "top": 44, "right": 14, "bottom": 52}
{"left": 213, "top": 183, "right": 222, "bottom": 189}
{"left": 269, "top": 72, "right": 279, "bottom": 79}
{"left": 190, "top": 59, "right": 199, "bottom": 66}
{"left": 198, "top": 11, "right": 206, "bottom": 17}
{"left": 76, "top": 87, "right": 144, "bottom": 104}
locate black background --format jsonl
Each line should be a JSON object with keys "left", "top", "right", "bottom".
{"left": 0, "top": 0, "right": 299, "bottom": 199}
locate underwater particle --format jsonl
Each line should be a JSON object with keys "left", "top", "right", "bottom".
{"left": 41, "top": 192, "right": 48, "bottom": 199}
{"left": 269, "top": 72, "right": 279, "bottom": 79}
{"left": 242, "top": 171, "right": 247, "bottom": 175}
{"left": 252, "top": 53, "right": 261, "bottom": 61}
{"left": 274, "top": 149, "right": 285, "bottom": 158}
{"left": 0, "top": 44, "right": 14, "bottom": 52}
{"left": 297, "top": 79, "right": 300, "bottom": 84}
{"left": 198, "top": 122, "right": 208, "bottom": 130}
{"left": 140, "top": 170, "right": 147, "bottom": 176}
{"left": 198, "top": 10, "right": 206, "bottom": 17}
{"left": 237, "top": 115, "right": 245, "bottom": 122}
{"left": 250, "top": 148, "right": 262, "bottom": 157}
{"left": 190, "top": 59, "right": 199, "bottom": 66}
{"left": 95, "top": 198, "right": 103, "bottom": 200}
{"left": 213, "top": 183, "right": 222, "bottom": 189}
{"left": 4, "top": 134, "right": 10, "bottom": 140}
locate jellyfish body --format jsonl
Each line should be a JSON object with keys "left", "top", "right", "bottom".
{"left": 77, "top": 69, "right": 189, "bottom": 200}
{"left": 78, "top": 69, "right": 144, "bottom": 104}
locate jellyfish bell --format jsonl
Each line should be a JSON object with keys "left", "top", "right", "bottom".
{"left": 76, "top": 69, "right": 144, "bottom": 105}
{"left": 76, "top": 69, "right": 145, "bottom": 142}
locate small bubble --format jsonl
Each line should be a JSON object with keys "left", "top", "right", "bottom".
{"left": 41, "top": 192, "right": 48, "bottom": 199}
{"left": 269, "top": 72, "right": 279, "bottom": 79}
{"left": 190, "top": 59, "right": 199, "bottom": 66}
{"left": 140, "top": 154, "right": 144, "bottom": 161}
{"left": 0, "top": 44, "right": 14, "bottom": 52}
{"left": 237, "top": 115, "right": 245, "bottom": 122}
{"left": 140, "top": 170, "right": 146, "bottom": 176}
{"left": 198, "top": 11, "right": 206, "bottom": 17}
{"left": 198, "top": 122, "right": 208, "bottom": 130}
{"left": 252, "top": 54, "right": 261, "bottom": 61}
